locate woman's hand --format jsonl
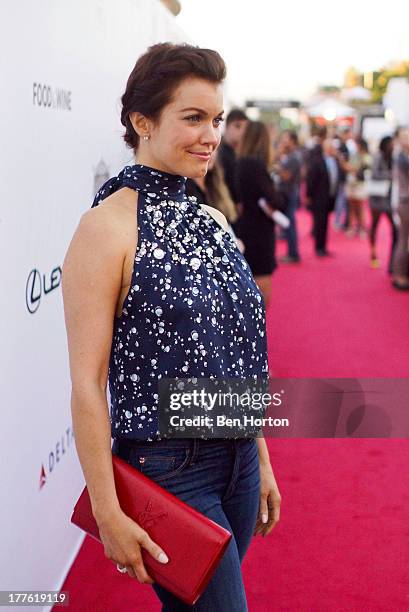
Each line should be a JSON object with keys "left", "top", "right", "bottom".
{"left": 96, "top": 507, "right": 169, "bottom": 583}
{"left": 254, "top": 460, "right": 281, "bottom": 537}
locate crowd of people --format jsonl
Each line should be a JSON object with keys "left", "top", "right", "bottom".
{"left": 186, "top": 109, "right": 409, "bottom": 304}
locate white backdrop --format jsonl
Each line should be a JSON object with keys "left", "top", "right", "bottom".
{"left": 0, "top": 1, "right": 189, "bottom": 608}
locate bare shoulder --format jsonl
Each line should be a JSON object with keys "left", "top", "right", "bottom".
{"left": 62, "top": 187, "right": 138, "bottom": 288}
{"left": 72, "top": 187, "right": 136, "bottom": 251}
{"left": 200, "top": 204, "right": 229, "bottom": 231}
{"left": 84, "top": 186, "right": 137, "bottom": 228}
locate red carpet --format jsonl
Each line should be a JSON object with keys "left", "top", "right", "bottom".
{"left": 58, "top": 207, "right": 409, "bottom": 611}
{"left": 270, "top": 207, "right": 408, "bottom": 378}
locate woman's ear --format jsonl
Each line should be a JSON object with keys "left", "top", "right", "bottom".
{"left": 129, "top": 111, "right": 151, "bottom": 139}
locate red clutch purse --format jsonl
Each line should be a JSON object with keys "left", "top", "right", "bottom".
{"left": 71, "top": 453, "right": 232, "bottom": 606}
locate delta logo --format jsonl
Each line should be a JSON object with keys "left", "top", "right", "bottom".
{"left": 39, "top": 426, "right": 75, "bottom": 490}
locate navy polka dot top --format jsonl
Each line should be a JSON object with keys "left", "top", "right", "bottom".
{"left": 92, "top": 163, "right": 269, "bottom": 441}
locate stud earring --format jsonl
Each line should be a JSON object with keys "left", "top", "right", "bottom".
{"left": 142, "top": 135, "right": 150, "bottom": 141}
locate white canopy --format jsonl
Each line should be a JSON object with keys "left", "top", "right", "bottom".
{"left": 342, "top": 87, "right": 371, "bottom": 101}
{"left": 306, "top": 98, "right": 356, "bottom": 119}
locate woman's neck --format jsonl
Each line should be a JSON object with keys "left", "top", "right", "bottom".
{"left": 134, "top": 151, "right": 172, "bottom": 175}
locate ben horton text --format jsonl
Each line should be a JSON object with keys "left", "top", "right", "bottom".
{"left": 168, "top": 415, "right": 289, "bottom": 428}
{"left": 168, "top": 389, "right": 289, "bottom": 428}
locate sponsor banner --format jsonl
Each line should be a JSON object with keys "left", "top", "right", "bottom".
{"left": 0, "top": 0, "right": 189, "bottom": 602}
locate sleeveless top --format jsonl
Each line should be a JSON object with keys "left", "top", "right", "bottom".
{"left": 92, "top": 163, "right": 269, "bottom": 441}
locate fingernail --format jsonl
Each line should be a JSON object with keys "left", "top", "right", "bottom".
{"left": 158, "top": 552, "right": 169, "bottom": 564}
{"left": 262, "top": 513, "right": 268, "bottom": 524}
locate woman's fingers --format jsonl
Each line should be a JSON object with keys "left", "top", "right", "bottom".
{"left": 254, "top": 493, "right": 280, "bottom": 537}
{"left": 139, "top": 531, "right": 169, "bottom": 565}
{"left": 131, "top": 556, "right": 155, "bottom": 584}
{"left": 253, "top": 519, "right": 263, "bottom": 536}
{"left": 269, "top": 496, "right": 280, "bottom": 524}
{"left": 102, "top": 514, "right": 168, "bottom": 584}
{"left": 127, "top": 530, "right": 168, "bottom": 583}
{"left": 262, "top": 496, "right": 280, "bottom": 536}
{"left": 259, "top": 492, "right": 269, "bottom": 526}
{"left": 115, "top": 558, "right": 153, "bottom": 583}
{"left": 125, "top": 565, "right": 137, "bottom": 579}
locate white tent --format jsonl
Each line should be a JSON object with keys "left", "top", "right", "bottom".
{"left": 342, "top": 86, "right": 371, "bottom": 101}
{"left": 306, "top": 98, "right": 356, "bottom": 120}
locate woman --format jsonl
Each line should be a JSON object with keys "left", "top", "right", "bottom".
{"left": 345, "top": 138, "right": 371, "bottom": 237}
{"left": 368, "top": 136, "right": 397, "bottom": 271}
{"left": 62, "top": 42, "right": 281, "bottom": 611}
{"left": 235, "top": 121, "right": 279, "bottom": 307}
{"left": 185, "top": 153, "right": 244, "bottom": 251}
{"left": 186, "top": 153, "right": 238, "bottom": 224}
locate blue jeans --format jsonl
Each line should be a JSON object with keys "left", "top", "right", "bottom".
{"left": 111, "top": 437, "right": 261, "bottom": 611}
{"left": 334, "top": 184, "right": 347, "bottom": 227}
{"left": 284, "top": 191, "right": 300, "bottom": 258}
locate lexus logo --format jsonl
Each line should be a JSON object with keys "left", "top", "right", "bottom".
{"left": 26, "top": 266, "right": 62, "bottom": 313}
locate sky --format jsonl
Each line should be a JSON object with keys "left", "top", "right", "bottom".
{"left": 176, "top": 0, "right": 409, "bottom": 106}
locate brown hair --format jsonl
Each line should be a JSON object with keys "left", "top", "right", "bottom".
{"left": 237, "top": 120, "right": 272, "bottom": 168}
{"left": 204, "top": 159, "right": 238, "bottom": 223}
{"left": 121, "top": 42, "right": 226, "bottom": 152}
{"left": 225, "top": 108, "right": 247, "bottom": 126}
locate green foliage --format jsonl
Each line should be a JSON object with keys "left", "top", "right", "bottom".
{"left": 345, "top": 62, "right": 409, "bottom": 103}
{"left": 371, "top": 62, "right": 409, "bottom": 102}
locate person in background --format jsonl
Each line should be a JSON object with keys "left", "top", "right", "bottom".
{"left": 218, "top": 108, "right": 248, "bottom": 207}
{"left": 276, "top": 130, "right": 301, "bottom": 263}
{"left": 333, "top": 127, "right": 352, "bottom": 230}
{"left": 368, "top": 136, "right": 397, "bottom": 271}
{"left": 185, "top": 153, "right": 242, "bottom": 249}
{"left": 305, "top": 126, "right": 328, "bottom": 235}
{"left": 390, "top": 127, "right": 409, "bottom": 281}
{"left": 391, "top": 127, "right": 409, "bottom": 290}
{"left": 306, "top": 137, "right": 339, "bottom": 257}
{"left": 235, "top": 120, "right": 279, "bottom": 307}
{"left": 307, "top": 125, "right": 327, "bottom": 160}
{"left": 391, "top": 127, "right": 403, "bottom": 217}
{"left": 345, "top": 138, "right": 371, "bottom": 238}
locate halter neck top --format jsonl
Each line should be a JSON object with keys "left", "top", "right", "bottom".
{"left": 92, "top": 163, "right": 269, "bottom": 441}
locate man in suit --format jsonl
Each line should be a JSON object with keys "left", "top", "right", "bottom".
{"left": 306, "top": 138, "right": 340, "bottom": 256}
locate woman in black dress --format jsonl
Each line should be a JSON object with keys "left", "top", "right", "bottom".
{"left": 235, "top": 120, "right": 279, "bottom": 307}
